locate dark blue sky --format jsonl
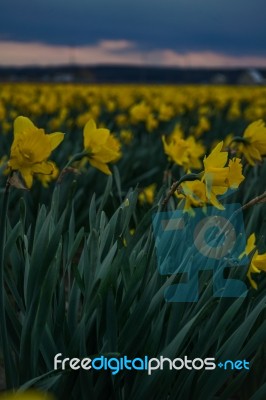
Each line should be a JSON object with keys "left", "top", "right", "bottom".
{"left": 1, "top": 0, "right": 266, "bottom": 55}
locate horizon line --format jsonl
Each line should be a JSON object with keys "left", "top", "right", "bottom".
{"left": 1, "top": 40, "right": 266, "bottom": 68}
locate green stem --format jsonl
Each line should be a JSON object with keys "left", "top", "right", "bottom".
{"left": 0, "top": 175, "right": 14, "bottom": 388}
{"left": 57, "top": 150, "right": 88, "bottom": 184}
{"left": 64, "top": 151, "right": 89, "bottom": 170}
{"left": 228, "top": 136, "right": 249, "bottom": 148}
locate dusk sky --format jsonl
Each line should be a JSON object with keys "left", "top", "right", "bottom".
{"left": 0, "top": 0, "right": 266, "bottom": 67}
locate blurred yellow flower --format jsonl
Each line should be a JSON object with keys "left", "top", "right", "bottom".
{"left": 130, "top": 102, "right": 150, "bottom": 123}
{"left": 171, "top": 124, "right": 184, "bottom": 138}
{"left": 158, "top": 103, "right": 174, "bottom": 121}
{"left": 146, "top": 114, "right": 158, "bottom": 132}
{"left": 186, "top": 136, "right": 205, "bottom": 169}
{"left": 222, "top": 134, "right": 234, "bottom": 149}
{"left": 162, "top": 127, "right": 205, "bottom": 170}
{"left": 120, "top": 130, "right": 133, "bottom": 144}
{"left": 239, "top": 120, "right": 266, "bottom": 165}
{"left": 83, "top": 119, "right": 121, "bottom": 175}
{"left": 139, "top": 184, "right": 156, "bottom": 205}
{"left": 0, "top": 390, "right": 54, "bottom": 400}
{"left": 194, "top": 116, "right": 210, "bottom": 137}
{"left": 227, "top": 101, "right": 241, "bottom": 120}
{"left": 115, "top": 114, "right": 127, "bottom": 126}
{"left": 8, "top": 116, "right": 64, "bottom": 188}
{"left": 77, "top": 112, "right": 95, "bottom": 128}
{"left": 162, "top": 135, "right": 190, "bottom": 167}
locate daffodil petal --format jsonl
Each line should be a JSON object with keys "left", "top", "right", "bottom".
{"left": 203, "top": 141, "right": 228, "bottom": 169}
{"left": 253, "top": 253, "right": 266, "bottom": 271}
{"left": 89, "top": 159, "right": 111, "bottom": 175}
{"left": 32, "top": 162, "right": 54, "bottom": 175}
{"left": 247, "top": 271, "right": 258, "bottom": 290}
{"left": 48, "top": 132, "right": 64, "bottom": 150}
{"left": 209, "top": 192, "right": 225, "bottom": 210}
{"left": 246, "top": 234, "right": 256, "bottom": 255}
{"left": 84, "top": 119, "right": 97, "bottom": 133}
{"left": 14, "top": 116, "right": 36, "bottom": 136}
{"left": 83, "top": 120, "right": 109, "bottom": 149}
{"left": 20, "top": 169, "right": 33, "bottom": 188}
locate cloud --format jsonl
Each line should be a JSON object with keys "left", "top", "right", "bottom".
{"left": 98, "top": 40, "right": 136, "bottom": 51}
{"left": 143, "top": 49, "right": 266, "bottom": 68}
{"left": 0, "top": 40, "right": 266, "bottom": 67}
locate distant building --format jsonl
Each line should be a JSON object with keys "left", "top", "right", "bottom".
{"left": 210, "top": 73, "right": 228, "bottom": 85}
{"left": 52, "top": 73, "right": 74, "bottom": 83}
{"left": 238, "top": 69, "right": 265, "bottom": 85}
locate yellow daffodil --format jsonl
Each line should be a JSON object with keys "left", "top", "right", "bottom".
{"left": 177, "top": 180, "right": 208, "bottom": 214}
{"left": 178, "top": 143, "right": 245, "bottom": 212}
{"left": 8, "top": 116, "right": 64, "bottom": 188}
{"left": 162, "top": 128, "right": 205, "bottom": 170}
{"left": 130, "top": 102, "right": 150, "bottom": 123}
{"left": 186, "top": 136, "right": 205, "bottom": 169}
{"left": 162, "top": 135, "right": 189, "bottom": 167}
{"left": 202, "top": 142, "right": 244, "bottom": 208}
{"left": 83, "top": 119, "right": 121, "bottom": 175}
{"left": 203, "top": 141, "right": 229, "bottom": 188}
{"left": 238, "top": 120, "right": 266, "bottom": 165}
{"left": 240, "top": 233, "right": 266, "bottom": 289}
